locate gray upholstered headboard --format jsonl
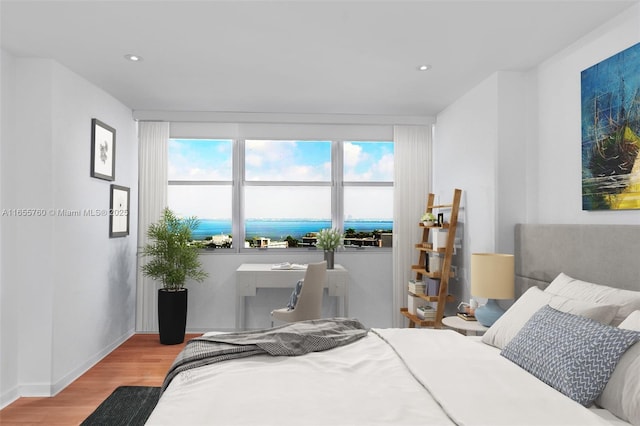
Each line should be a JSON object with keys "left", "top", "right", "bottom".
{"left": 514, "top": 224, "right": 640, "bottom": 297}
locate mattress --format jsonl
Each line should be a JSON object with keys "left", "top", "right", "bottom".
{"left": 147, "top": 326, "right": 618, "bottom": 426}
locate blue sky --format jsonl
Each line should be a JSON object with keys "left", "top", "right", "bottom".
{"left": 169, "top": 139, "right": 233, "bottom": 180}
{"left": 245, "top": 140, "right": 330, "bottom": 181}
{"left": 168, "top": 139, "right": 393, "bottom": 220}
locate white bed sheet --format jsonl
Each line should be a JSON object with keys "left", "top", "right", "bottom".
{"left": 147, "top": 328, "right": 622, "bottom": 426}
{"left": 377, "top": 328, "right": 619, "bottom": 426}
{"left": 147, "top": 330, "right": 453, "bottom": 425}
{"left": 464, "top": 336, "right": 631, "bottom": 426}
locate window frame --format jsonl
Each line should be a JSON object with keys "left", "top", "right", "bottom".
{"left": 167, "top": 139, "right": 235, "bottom": 249}
{"left": 168, "top": 139, "right": 393, "bottom": 253}
{"left": 341, "top": 141, "right": 394, "bottom": 250}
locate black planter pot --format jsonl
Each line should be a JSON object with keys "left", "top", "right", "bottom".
{"left": 158, "top": 288, "right": 188, "bottom": 345}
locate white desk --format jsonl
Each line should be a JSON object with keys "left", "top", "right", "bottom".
{"left": 235, "top": 263, "right": 349, "bottom": 330}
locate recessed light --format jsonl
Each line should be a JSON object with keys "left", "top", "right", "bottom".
{"left": 417, "top": 64, "right": 432, "bottom": 71}
{"left": 124, "top": 54, "right": 143, "bottom": 62}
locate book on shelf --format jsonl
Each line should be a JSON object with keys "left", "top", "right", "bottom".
{"left": 417, "top": 305, "right": 436, "bottom": 320}
{"left": 408, "top": 279, "right": 426, "bottom": 295}
{"left": 457, "top": 312, "right": 477, "bottom": 321}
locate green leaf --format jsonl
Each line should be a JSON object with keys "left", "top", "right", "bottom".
{"left": 140, "top": 208, "right": 208, "bottom": 289}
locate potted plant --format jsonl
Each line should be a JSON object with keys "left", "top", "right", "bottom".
{"left": 316, "top": 228, "right": 343, "bottom": 269}
{"left": 421, "top": 212, "right": 436, "bottom": 226}
{"left": 141, "top": 208, "right": 208, "bottom": 344}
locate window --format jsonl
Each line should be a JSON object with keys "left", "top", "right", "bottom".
{"left": 167, "top": 139, "right": 393, "bottom": 250}
{"left": 343, "top": 142, "right": 394, "bottom": 248}
{"left": 168, "top": 139, "right": 233, "bottom": 247}
{"left": 244, "top": 140, "right": 332, "bottom": 248}
{"left": 244, "top": 186, "right": 332, "bottom": 248}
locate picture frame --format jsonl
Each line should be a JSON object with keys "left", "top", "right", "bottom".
{"left": 91, "top": 118, "right": 116, "bottom": 181}
{"left": 110, "top": 184, "right": 130, "bottom": 238}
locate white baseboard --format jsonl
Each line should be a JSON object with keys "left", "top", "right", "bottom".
{"left": 51, "top": 328, "right": 135, "bottom": 396}
{"left": 0, "top": 385, "right": 19, "bottom": 410}
{"left": 1, "top": 328, "right": 134, "bottom": 407}
{"left": 16, "top": 383, "right": 52, "bottom": 397}
{"left": 187, "top": 327, "right": 236, "bottom": 333}
{"left": 1, "top": 381, "right": 51, "bottom": 409}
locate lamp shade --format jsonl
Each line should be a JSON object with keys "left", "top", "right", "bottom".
{"left": 471, "top": 253, "right": 515, "bottom": 299}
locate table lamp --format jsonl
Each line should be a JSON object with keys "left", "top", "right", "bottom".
{"left": 471, "top": 253, "right": 514, "bottom": 327}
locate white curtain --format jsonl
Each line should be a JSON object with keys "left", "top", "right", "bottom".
{"left": 136, "top": 121, "right": 169, "bottom": 332}
{"left": 392, "top": 125, "right": 432, "bottom": 327}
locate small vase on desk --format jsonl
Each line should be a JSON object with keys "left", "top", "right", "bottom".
{"left": 324, "top": 250, "right": 335, "bottom": 269}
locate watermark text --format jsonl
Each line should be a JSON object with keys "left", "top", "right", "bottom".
{"left": 1, "top": 208, "right": 127, "bottom": 217}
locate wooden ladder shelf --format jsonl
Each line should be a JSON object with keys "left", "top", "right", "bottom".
{"left": 401, "top": 188, "right": 462, "bottom": 328}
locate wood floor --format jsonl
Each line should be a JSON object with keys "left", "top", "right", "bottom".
{"left": 0, "top": 333, "right": 201, "bottom": 425}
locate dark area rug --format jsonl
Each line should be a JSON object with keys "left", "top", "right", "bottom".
{"left": 81, "top": 386, "right": 161, "bottom": 426}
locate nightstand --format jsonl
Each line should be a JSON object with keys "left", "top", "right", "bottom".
{"left": 442, "top": 315, "right": 489, "bottom": 336}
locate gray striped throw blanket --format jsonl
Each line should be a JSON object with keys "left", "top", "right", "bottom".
{"left": 161, "top": 318, "right": 368, "bottom": 393}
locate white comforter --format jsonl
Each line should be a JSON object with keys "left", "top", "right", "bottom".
{"left": 147, "top": 328, "right": 615, "bottom": 426}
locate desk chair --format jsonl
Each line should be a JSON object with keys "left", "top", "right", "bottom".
{"left": 271, "top": 261, "right": 327, "bottom": 326}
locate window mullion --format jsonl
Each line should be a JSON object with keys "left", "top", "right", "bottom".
{"left": 343, "top": 181, "right": 393, "bottom": 187}
{"left": 333, "top": 141, "right": 344, "bottom": 232}
{"left": 234, "top": 139, "right": 244, "bottom": 252}
{"left": 245, "top": 181, "right": 331, "bottom": 187}
{"left": 168, "top": 180, "right": 231, "bottom": 186}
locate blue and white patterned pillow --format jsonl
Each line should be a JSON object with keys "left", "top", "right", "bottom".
{"left": 286, "top": 279, "right": 304, "bottom": 310}
{"left": 501, "top": 305, "right": 640, "bottom": 406}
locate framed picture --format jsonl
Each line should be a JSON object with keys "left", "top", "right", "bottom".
{"left": 110, "top": 184, "right": 130, "bottom": 238}
{"left": 91, "top": 118, "right": 116, "bottom": 181}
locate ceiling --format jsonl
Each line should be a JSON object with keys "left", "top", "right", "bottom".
{"left": 2, "top": 0, "right": 638, "bottom": 118}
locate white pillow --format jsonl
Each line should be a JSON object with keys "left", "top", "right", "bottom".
{"left": 481, "top": 286, "right": 618, "bottom": 349}
{"left": 545, "top": 273, "right": 640, "bottom": 326}
{"left": 620, "top": 310, "right": 640, "bottom": 330}
{"left": 597, "top": 310, "right": 640, "bottom": 426}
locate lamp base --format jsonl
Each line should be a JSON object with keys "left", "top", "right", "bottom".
{"left": 475, "top": 299, "right": 505, "bottom": 327}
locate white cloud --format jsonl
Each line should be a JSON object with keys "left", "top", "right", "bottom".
{"left": 245, "top": 140, "right": 330, "bottom": 181}
{"left": 169, "top": 140, "right": 232, "bottom": 180}
{"left": 371, "top": 152, "right": 394, "bottom": 181}
{"left": 343, "top": 142, "right": 394, "bottom": 181}
{"left": 344, "top": 142, "right": 364, "bottom": 168}
{"left": 246, "top": 140, "right": 297, "bottom": 164}
{"left": 245, "top": 153, "right": 263, "bottom": 168}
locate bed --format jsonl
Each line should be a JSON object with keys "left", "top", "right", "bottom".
{"left": 147, "top": 224, "right": 640, "bottom": 426}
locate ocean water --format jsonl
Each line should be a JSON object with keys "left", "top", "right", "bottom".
{"left": 193, "top": 219, "right": 392, "bottom": 240}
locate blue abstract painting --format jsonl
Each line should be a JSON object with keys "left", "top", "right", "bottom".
{"left": 581, "top": 42, "right": 640, "bottom": 210}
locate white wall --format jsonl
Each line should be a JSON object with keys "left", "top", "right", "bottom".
{"left": 433, "top": 71, "right": 528, "bottom": 307}
{"left": 179, "top": 251, "right": 392, "bottom": 332}
{"left": 535, "top": 3, "right": 640, "bottom": 224}
{"left": 13, "top": 57, "right": 57, "bottom": 398}
{"left": 0, "top": 52, "right": 138, "bottom": 406}
{"left": 0, "top": 48, "right": 20, "bottom": 409}
{"left": 433, "top": 4, "right": 640, "bottom": 307}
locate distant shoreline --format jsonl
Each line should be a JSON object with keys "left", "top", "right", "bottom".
{"left": 192, "top": 219, "right": 392, "bottom": 240}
